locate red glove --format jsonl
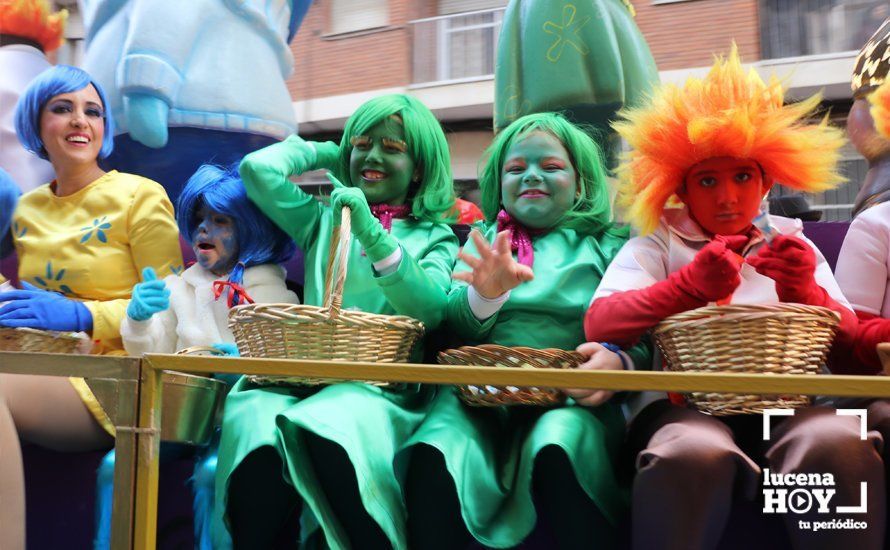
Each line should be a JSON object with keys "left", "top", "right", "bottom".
{"left": 747, "top": 235, "right": 858, "bottom": 350}
{"left": 843, "top": 311, "right": 890, "bottom": 375}
{"left": 746, "top": 236, "right": 817, "bottom": 303}
{"left": 674, "top": 236, "right": 745, "bottom": 303}
{"left": 585, "top": 236, "right": 745, "bottom": 347}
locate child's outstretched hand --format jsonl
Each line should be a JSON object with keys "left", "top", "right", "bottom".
{"left": 127, "top": 267, "right": 170, "bottom": 321}
{"left": 747, "top": 235, "right": 817, "bottom": 303}
{"left": 564, "top": 342, "right": 623, "bottom": 407}
{"left": 453, "top": 229, "right": 534, "bottom": 299}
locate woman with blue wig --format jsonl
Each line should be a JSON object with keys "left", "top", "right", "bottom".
{"left": 0, "top": 65, "right": 182, "bottom": 550}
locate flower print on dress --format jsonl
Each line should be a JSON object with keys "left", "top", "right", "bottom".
{"left": 80, "top": 216, "right": 112, "bottom": 244}
{"left": 12, "top": 221, "right": 26, "bottom": 239}
{"left": 32, "top": 261, "right": 74, "bottom": 295}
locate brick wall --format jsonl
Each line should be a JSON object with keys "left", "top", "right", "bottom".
{"left": 288, "top": 0, "right": 427, "bottom": 100}
{"left": 288, "top": 0, "right": 764, "bottom": 101}
{"left": 635, "top": 0, "right": 761, "bottom": 70}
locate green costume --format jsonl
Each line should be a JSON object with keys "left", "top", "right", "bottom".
{"left": 214, "top": 136, "right": 458, "bottom": 549}
{"left": 494, "top": 0, "right": 658, "bottom": 166}
{"left": 403, "top": 222, "right": 650, "bottom": 548}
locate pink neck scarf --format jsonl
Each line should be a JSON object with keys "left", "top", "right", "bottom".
{"left": 370, "top": 204, "right": 411, "bottom": 232}
{"left": 496, "top": 210, "right": 544, "bottom": 267}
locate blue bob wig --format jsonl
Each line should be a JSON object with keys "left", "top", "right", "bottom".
{"left": 14, "top": 65, "right": 115, "bottom": 161}
{"left": 176, "top": 163, "right": 297, "bottom": 286}
{"left": 0, "top": 169, "right": 21, "bottom": 258}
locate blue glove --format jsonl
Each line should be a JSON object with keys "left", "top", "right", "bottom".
{"left": 211, "top": 343, "right": 241, "bottom": 387}
{"left": 327, "top": 173, "right": 398, "bottom": 263}
{"left": 127, "top": 268, "right": 170, "bottom": 322}
{"left": 211, "top": 342, "right": 240, "bottom": 357}
{"left": 0, "top": 282, "right": 93, "bottom": 332}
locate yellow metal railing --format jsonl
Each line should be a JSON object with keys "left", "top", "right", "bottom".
{"left": 136, "top": 351, "right": 890, "bottom": 550}
{"left": 4, "top": 347, "right": 890, "bottom": 549}
{"left": 0, "top": 351, "right": 142, "bottom": 550}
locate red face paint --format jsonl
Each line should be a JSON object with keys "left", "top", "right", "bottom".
{"left": 678, "top": 157, "right": 772, "bottom": 236}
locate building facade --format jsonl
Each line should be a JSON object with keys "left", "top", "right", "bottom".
{"left": 53, "top": 0, "right": 887, "bottom": 219}
{"left": 287, "top": 0, "right": 887, "bottom": 220}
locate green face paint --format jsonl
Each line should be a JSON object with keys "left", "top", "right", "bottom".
{"left": 349, "top": 116, "right": 417, "bottom": 206}
{"left": 500, "top": 131, "right": 577, "bottom": 229}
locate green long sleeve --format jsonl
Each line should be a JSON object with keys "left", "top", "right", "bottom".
{"left": 239, "top": 135, "right": 325, "bottom": 250}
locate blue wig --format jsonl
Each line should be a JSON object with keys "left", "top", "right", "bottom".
{"left": 176, "top": 164, "right": 296, "bottom": 294}
{"left": 14, "top": 65, "right": 115, "bottom": 161}
{"left": 0, "top": 169, "right": 21, "bottom": 259}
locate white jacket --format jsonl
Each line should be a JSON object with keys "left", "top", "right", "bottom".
{"left": 835, "top": 201, "right": 890, "bottom": 317}
{"left": 593, "top": 208, "right": 850, "bottom": 308}
{"left": 591, "top": 207, "right": 852, "bottom": 415}
{"left": 121, "top": 263, "right": 298, "bottom": 355}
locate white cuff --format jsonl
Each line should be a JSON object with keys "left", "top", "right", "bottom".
{"left": 468, "top": 286, "right": 510, "bottom": 321}
{"left": 372, "top": 247, "right": 402, "bottom": 276}
{"left": 119, "top": 54, "right": 182, "bottom": 103}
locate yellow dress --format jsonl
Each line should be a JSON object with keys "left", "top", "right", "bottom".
{"left": 12, "top": 170, "right": 183, "bottom": 433}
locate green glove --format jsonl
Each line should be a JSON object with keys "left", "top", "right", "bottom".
{"left": 327, "top": 173, "right": 399, "bottom": 263}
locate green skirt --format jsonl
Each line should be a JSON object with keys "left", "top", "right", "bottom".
{"left": 215, "top": 378, "right": 434, "bottom": 550}
{"left": 401, "top": 389, "right": 628, "bottom": 548}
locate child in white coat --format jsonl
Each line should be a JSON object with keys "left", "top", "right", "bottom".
{"left": 94, "top": 163, "right": 299, "bottom": 550}
{"left": 121, "top": 163, "right": 299, "bottom": 353}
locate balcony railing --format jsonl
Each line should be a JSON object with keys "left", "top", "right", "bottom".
{"left": 760, "top": 0, "right": 887, "bottom": 60}
{"left": 410, "top": 7, "right": 506, "bottom": 86}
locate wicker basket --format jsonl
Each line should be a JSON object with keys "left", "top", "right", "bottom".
{"left": 0, "top": 327, "right": 82, "bottom": 354}
{"left": 438, "top": 344, "right": 585, "bottom": 407}
{"left": 653, "top": 303, "right": 840, "bottom": 416}
{"left": 230, "top": 207, "right": 425, "bottom": 386}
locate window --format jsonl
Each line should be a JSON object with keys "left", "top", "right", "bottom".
{"left": 329, "top": 0, "right": 388, "bottom": 35}
{"left": 411, "top": 7, "right": 505, "bottom": 85}
{"left": 438, "top": 0, "right": 507, "bottom": 15}
{"left": 761, "top": 0, "right": 888, "bottom": 59}
{"left": 772, "top": 130, "right": 866, "bottom": 222}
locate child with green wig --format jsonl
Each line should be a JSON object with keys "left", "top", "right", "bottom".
{"left": 401, "top": 112, "right": 651, "bottom": 549}
{"left": 214, "top": 94, "right": 458, "bottom": 549}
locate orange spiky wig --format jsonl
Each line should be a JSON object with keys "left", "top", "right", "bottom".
{"left": 870, "top": 79, "right": 890, "bottom": 140}
{"left": 0, "top": 0, "right": 68, "bottom": 53}
{"left": 613, "top": 46, "right": 846, "bottom": 235}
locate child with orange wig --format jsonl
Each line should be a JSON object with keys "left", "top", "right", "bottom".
{"left": 0, "top": 0, "right": 67, "bottom": 52}
{"left": 584, "top": 47, "right": 885, "bottom": 549}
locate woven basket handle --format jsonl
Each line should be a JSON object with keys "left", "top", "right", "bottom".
{"left": 322, "top": 206, "right": 352, "bottom": 318}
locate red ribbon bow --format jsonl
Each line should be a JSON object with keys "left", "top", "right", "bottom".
{"left": 212, "top": 280, "right": 255, "bottom": 308}
{"left": 496, "top": 210, "right": 543, "bottom": 268}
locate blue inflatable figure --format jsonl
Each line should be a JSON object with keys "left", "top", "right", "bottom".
{"left": 80, "top": 0, "right": 311, "bottom": 202}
